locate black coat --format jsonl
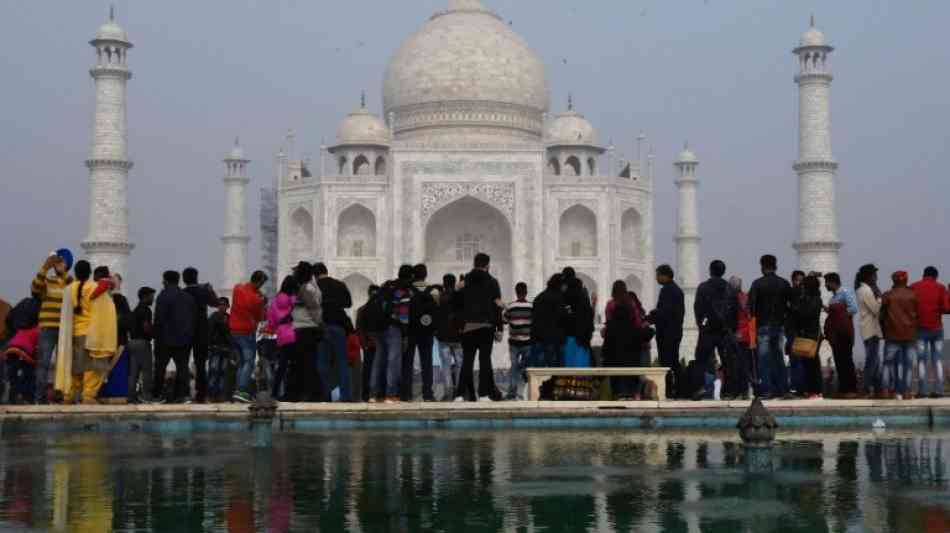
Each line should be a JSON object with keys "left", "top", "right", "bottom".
{"left": 531, "top": 288, "right": 568, "bottom": 344}
{"left": 602, "top": 302, "right": 640, "bottom": 367}
{"left": 456, "top": 269, "right": 501, "bottom": 325}
{"left": 154, "top": 286, "right": 197, "bottom": 348}
{"left": 652, "top": 282, "right": 685, "bottom": 338}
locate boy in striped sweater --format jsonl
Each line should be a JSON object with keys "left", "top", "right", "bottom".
{"left": 29, "top": 249, "right": 73, "bottom": 403}
{"left": 504, "top": 282, "right": 533, "bottom": 400}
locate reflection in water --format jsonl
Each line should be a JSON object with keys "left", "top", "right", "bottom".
{"left": 0, "top": 429, "right": 947, "bottom": 532}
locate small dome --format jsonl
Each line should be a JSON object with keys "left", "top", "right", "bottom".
{"left": 228, "top": 139, "right": 245, "bottom": 160}
{"left": 800, "top": 26, "right": 826, "bottom": 47}
{"left": 336, "top": 105, "right": 390, "bottom": 146}
{"left": 546, "top": 109, "right": 597, "bottom": 147}
{"left": 94, "top": 8, "right": 130, "bottom": 43}
{"left": 677, "top": 143, "right": 698, "bottom": 164}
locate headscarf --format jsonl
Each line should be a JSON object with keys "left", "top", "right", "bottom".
{"left": 55, "top": 248, "right": 74, "bottom": 272}
{"left": 892, "top": 271, "right": 909, "bottom": 286}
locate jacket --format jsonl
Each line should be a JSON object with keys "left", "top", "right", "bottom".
{"left": 267, "top": 293, "right": 296, "bottom": 347}
{"left": 694, "top": 277, "right": 737, "bottom": 332}
{"left": 184, "top": 284, "right": 219, "bottom": 337}
{"left": 435, "top": 290, "right": 462, "bottom": 343}
{"left": 910, "top": 277, "right": 950, "bottom": 332}
{"left": 229, "top": 282, "right": 266, "bottom": 335}
{"left": 291, "top": 283, "right": 322, "bottom": 330}
{"left": 824, "top": 302, "right": 854, "bottom": 347}
{"left": 457, "top": 269, "right": 501, "bottom": 326}
{"left": 316, "top": 277, "right": 352, "bottom": 328}
{"left": 882, "top": 287, "right": 918, "bottom": 342}
{"left": 6, "top": 325, "right": 39, "bottom": 363}
{"left": 563, "top": 279, "right": 594, "bottom": 347}
{"left": 856, "top": 283, "right": 883, "bottom": 340}
{"left": 130, "top": 303, "right": 153, "bottom": 341}
{"left": 789, "top": 292, "right": 822, "bottom": 341}
{"left": 531, "top": 288, "right": 568, "bottom": 344}
{"left": 652, "top": 281, "right": 685, "bottom": 338}
{"left": 748, "top": 273, "right": 792, "bottom": 327}
{"left": 154, "top": 286, "right": 196, "bottom": 348}
{"left": 602, "top": 301, "right": 640, "bottom": 367}
{"left": 208, "top": 311, "right": 232, "bottom": 349}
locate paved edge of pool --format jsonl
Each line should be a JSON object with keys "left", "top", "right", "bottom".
{"left": 1, "top": 400, "right": 949, "bottom": 433}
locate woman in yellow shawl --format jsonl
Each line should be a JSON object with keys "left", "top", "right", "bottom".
{"left": 66, "top": 262, "right": 118, "bottom": 403}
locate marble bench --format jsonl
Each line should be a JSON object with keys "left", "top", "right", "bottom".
{"left": 526, "top": 367, "right": 671, "bottom": 401}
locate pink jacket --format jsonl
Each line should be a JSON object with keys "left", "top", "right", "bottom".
{"left": 6, "top": 326, "right": 39, "bottom": 364}
{"left": 267, "top": 293, "right": 296, "bottom": 347}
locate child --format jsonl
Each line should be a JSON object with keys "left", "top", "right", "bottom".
{"left": 4, "top": 325, "right": 39, "bottom": 404}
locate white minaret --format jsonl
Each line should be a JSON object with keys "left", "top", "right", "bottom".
{"left": 793, "top": 16, "right": 840, "bottom": 274}
{"left": 82, "top": 7, "right": 134, "bottom": 277}
{"left": 675, "top": 143, "right": 701, "bottom": 360}
{"left": 222, "top": 138, "right": 251, "bottom": 295}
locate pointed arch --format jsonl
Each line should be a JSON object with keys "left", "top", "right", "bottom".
{"left": 547, "top": 157, "right": 561, "bottom": 176}
{"left": 559, "top": 204, "right": 597, "bottom": 257}
{"left": 564, "top": 156, "right": 581, "bottom": 177}
{"left": 290, "top": 207, "right": 313, "bottom": 264}
{"left": 353, "top": 154, "right": 371, "bottom": 176}
{"left": 374, "top": 156, "right": 387, "bottom": 176}
{"left": 621, "top": 208, "right": 644, "bottom": 259}
{"left": 587, "top": 157, "right": 596, "bottom": 176}
{"left": 338, "top": 156, "right": 348, "bottom": 175}
{"left": 337, "top": 204, "right": 376, "bottom": 258}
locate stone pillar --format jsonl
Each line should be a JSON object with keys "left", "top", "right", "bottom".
{"left": 674, "top": 144, "right": 701, "bottom": 361}
{"left": 82, "top": 9, "right": 134, "bottom": 278}
{"left": 222, "top": 139, "right": 251, "bottom": 296}
{"left": 793, "top": 18, "right": 841, "bottom": 275}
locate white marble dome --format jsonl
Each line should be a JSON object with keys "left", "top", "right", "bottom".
{"left": 337, "top": 105, "right": 390, "bottom": 146}
{"left": 546, "top": 109, "right": 598, "bottom": 147}
{"left": 95, "top": 19, "right": 129, "bottom": 43}
{"left": 800, "top": 26, "right": 826, "bottom": 47}
{"left": 382, "top": 0, "right": 549, "bottom": 139}
{"left": 677, "top": 146, "right": 698, "bottom": 164}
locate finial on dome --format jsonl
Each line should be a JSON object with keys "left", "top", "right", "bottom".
{"left": 110, "top": 5, "right": 115, "bottom": 21}
{"left": 810, "top": 14, "right": 815, "bottom": 28}
{"left": 234, "top": 136, "right": 240, "bottom": 147}
{"left": 567, "top": 93, "right": 574, "bottom": 111}
{"left": 360, "top": 90, "right": 366, "bottom": 109}
{"left": 448, "top": 0, "right": 486, "bottom": 11}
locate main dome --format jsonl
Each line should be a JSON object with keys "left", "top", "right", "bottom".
{"left": 382, "top": 0, "right": 550, "bottom": 142}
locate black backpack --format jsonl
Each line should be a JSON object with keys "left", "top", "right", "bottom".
{"left": 410, "top": 285, "right": 439, "bottom": 334}
{"left": 362, "top": 286, "right": 393, "bottom": 334}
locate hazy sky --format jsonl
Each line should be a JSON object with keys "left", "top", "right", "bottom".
{"left": 2, "top": 0, "right": 949, "bottom": 306}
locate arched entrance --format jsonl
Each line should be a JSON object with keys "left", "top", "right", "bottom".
{"left": 337, "top": 204, "right": 376, "bottom": 258}
{"left": 425, "top": 196, "right": 513, "bottom": 298}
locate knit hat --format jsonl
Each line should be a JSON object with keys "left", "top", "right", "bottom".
{"left": 892, "top": 271, "right": 909, "bottom": 285}
{"left": 55, "top": 248, "right": 74, "bottom": 271}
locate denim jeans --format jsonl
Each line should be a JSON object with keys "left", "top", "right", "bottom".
{"left": 371, "top": 326, "right": 403, "bottom": 398}
{"left": 538, "top": 341, "right": 563, "bottom": 367}
{"left": 885, "top": 341, "right": 916, "bottom": 395}
{"left": 756, "top": 325, "right": 786, "bottom": 397}
{"left": 404, "top": 331, "right": 435, "bottom": 401}
{"left": 863, "top": 336, "right": 882, "bottom": 394}
{"left": 917, "top": 329, "right": 945, "bottom": 396}
{"left": 438, "top": 342, "right": 463, "bottom": 397}
{"left": 233, "top": 334, "right": 257, "bottom": 395}
{"left": 207, "top": 346, "right": 231, "bottom": 400}
{"left": 317, "top": 324, "right": 351, "bottom": 402}
{"left": 507, "top": 344, "right": 532, "bottom": 399}
{"left": 34, "top": 328, "right": 59, "bottom": 402}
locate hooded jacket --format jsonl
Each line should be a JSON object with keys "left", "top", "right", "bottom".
{"left": 910, "top": 277, "right": 950, "bottom": 331}
{"left": 229, "top": 282, "right": 266, "bottom": 335}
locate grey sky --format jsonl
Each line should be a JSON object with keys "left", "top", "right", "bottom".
{"left": 2, "top": 0, "right": 949, "bottom": 306}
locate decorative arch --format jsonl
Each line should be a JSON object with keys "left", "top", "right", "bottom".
{"left": 337, "top": 204, "right": 376, "bottom": 258}
{"left": 564, "top": 156, "right": 581, "bottom": 177}
{"left": 559, "top": 204, "right": 597, "bottom": 257}
{"left": 289, "top": 207, "right": 313, "bottom": 264}
{"left": 621, "top": 208, "right": 644, "bottom": 259}
{"left": 587, "top": 157, "right": 596, "bottom": 176}
{"left": 353, "top": 154, "right": 371, "bottom": 176}
{"left": 374, "top": 156, "right": 387, "bottom": 176}
{"left": 547, "top": 157, "right": 561, "bottom": 176}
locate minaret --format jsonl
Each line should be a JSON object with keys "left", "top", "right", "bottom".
{"left": 675, "top": 143, "right": 701, "bottom": 360}
{"left": 222, "top": 138, "right": 251, "bottom": 295}
{"left": 82, "top": 7, "right": 134, "bottom": 277}
{"left": 793, "top": 16, "right": 840, "bottom": 274}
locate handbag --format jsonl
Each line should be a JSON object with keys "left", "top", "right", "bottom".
{"left": 791, "top": 337, "right": 819, "bottom": 358}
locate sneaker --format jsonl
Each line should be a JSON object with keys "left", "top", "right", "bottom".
{"left": 453, "top": 396, "right": 465, "bottom": 403}
{"left": 232, "top": 392, "right": 251, "bottom": 404}
{"left": 384, "top": 396, "right": 399, "bottom": 404}
{"left": 478, "top": 396, "right": 494, "bottom": 402}
{"left": 895, "top": 394, "right": 903, "bottom": 401}
{"left": 368, "top": 398, "right": 378, "bottom": 404}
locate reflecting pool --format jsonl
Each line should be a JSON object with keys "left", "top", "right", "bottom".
{"left": 0, "top": 427, "right": 948, "bottom": 532}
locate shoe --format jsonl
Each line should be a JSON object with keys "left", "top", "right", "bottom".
{"left": 478, "top": 396, "right": 494, "bottom": 402}
{"left": 423, "top": 398, "right": 436, "bottom": 403}
{"left": 453, "top": 396, "right": 465, "bottom": 403}
{"left": 782, "top": 393, "right": 796, "bottom": 400}
{"left": 384, "top": 396, "right": 399, "bottom": 404}
{"left": 895, "top": 394, "right": 903, "bottom": 401}
{"left": 932, "top": 393, "right": 944, "bottom": 399}
{"left": 147, "top": 398, "right": 165, "bottom": 405}
{"left": 691, "top": 389, "right": 705, "bottom": 401}
{"left": 232, "top": 392, "right": 251, "bottom": 404}
{"left": 368, "top": 398, "right": 378, "bottom": 404}
{"left": 806, "top": 394, "right": 821, "bottom": 400}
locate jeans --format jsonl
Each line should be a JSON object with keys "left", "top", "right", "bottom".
{"left": 127, "top": 339, "right": 153, "bottom": 403}
{"left": 537, "top": 341, "right": 563, "bottom": 367}
{"left": 459, "top": 327, "right": 496, "bottom": 400}
{"left": 6, "top": 358, "right": 34, "bottom": 404}
{"left": 831, "top": 340, "right": 857, "bottom": 394}
{"left": 35, "top": 327, "right": 58, "bottom": 403}
{"left": 191, "top": 337, "right": 209, "bottom": 402}
{"left": 155, "top": 345, "right": 190, "bottom": 403}
{"left": 438, "top": 342, "right": 462, "bottom": 396}
{"left": 507, "top": 344, "right": 532, "bottom": 399}
{"left": 361, "top": 339, "right": 376, "bottom": 401}
{"left": 371, "top": 326, "right": 403, "bottom": 398}
{"left": 317, "top": 325, "right": 351, "bottom": 402}
{"left": 208, "top": 346, "right": 232, "bottom": 401}
{"left": 233, "top": 334, "right": 257, "bottom": 396}
{"left": 917, "top": 329, "right": 945, "bottom": 396}
{"left": 863, "top": 337, "right": 882, "bottom": 394}
{"left": 404, "top": 330, "right": 435, "bottom": 401}
{"left": 885, "top": 341, "right": 916, "bottom": 395}
{"left": 289, "top": 328, "right": 322, "bottom": 402}
{"left": 756, "top": 325, "right": 786, "bottom": 397}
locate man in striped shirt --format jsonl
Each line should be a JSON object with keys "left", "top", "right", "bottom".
{"left": 504, "top": 282, "right": 533, "bottom": 400}
{"left": 30, "top": 251, "right": 73, "bottom": 403}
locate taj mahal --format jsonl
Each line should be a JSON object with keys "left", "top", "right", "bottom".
{"left": 81, "top": 0, "right": 842, "bottom": 359}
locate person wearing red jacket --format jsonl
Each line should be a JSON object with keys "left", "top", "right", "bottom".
{"left": 911, "top": 266, "right": 950, "bottom": 398}
{"left": 229, "top": 271, "right": 268, "bottom": 403}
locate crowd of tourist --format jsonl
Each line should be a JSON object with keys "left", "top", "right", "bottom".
{"left": 0, "top": 248, "right": 947, "bottom": 405}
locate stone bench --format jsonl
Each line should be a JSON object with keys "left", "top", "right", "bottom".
{"left": 526, "top": 367, "right": 671, "bottom": 401}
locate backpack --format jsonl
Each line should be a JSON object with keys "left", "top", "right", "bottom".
{"left": 410, "top": 285, "right": 439, "bottom": 334}
{"left": 362, "top": 286, "right": 393, "bottom": 334}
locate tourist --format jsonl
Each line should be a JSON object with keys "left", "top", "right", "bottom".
{"left": 289, "top": 262, "right": 322, "bottom": 402}
{"left": 824, "top": 273, "right": 858, "bottom": 396}
{"left": 455, "top": 253, "right": 504, "bottom": 402}
{"left": 355, "top": 285, "right": 380, "bottom": 402}
{"left": 182, "top": 267, "right": 219, "bottom": 403}
{"left": 3, "top": 320, "right": 39, "bottom": 404}
{"left": 602, "top": 280, "right": 642, "bottom": 400}
{"left": 315, "top": 263, "right": 353, "bottom": 402}
{"left": 748, "top": 255, "right": 792, "bottom": 399}
{"left": 4, "top": 294, "right": 40, "bottom": 402}
{"left": 405, "top": 264, "right": 440, "bottom": 402}
{"left": 855, "top": 264, "right": 884, "bottom": 397}
{"left": 729, "top": 276, "right": 753, "bottom": 400}
{"left": 100, "top": 273, "right": 132, "bottom": 400}
{"left": 154, "top": 270, "right": 196, "bottom": 404}
{"left": 629, "top": 291, "right": 654, "bottom": 367}
{"left": 504, "top": 282, "right": 533, "bottom": 400}
{"left": 531, "top": 274, "right": 567, "bottom": 368}
{"left": 127, "top": 286, "right": 156, "bottom": 404}
{"left": 789, "top": 274, "right": 824, "bottom": 399}
{"left": 561, "top": 268, "right": 594, "bottom": 367}
{"left": 63, "top": 262, "right": 109, "bottom": 403}
{"left": 648, "top": 265, "right": 685, "bottom": 394}
{"left": 229, "top": 271, "right": 268, "bottom": 403}
{"left": 207, "top": 297, "right": 233, "bottom": 403}
{"left": 268, "top": 276, "right": 298, "bottom": 400}
{"left": 29, "top": 249, "right": 73, "bottom": 403}
{"left": 76, "top": 266, "right": 119, "bottom": 403}
{"left": 378, "top": 265, "right": 412, "bottom": 403}
{"left": 882, "top": 271, "right": 919, "bottom": 400}
{"left": 786, "top": 270, "right": 806, "bottom": 396}
{"left": 911, "top": 267, "right": 949, "bottom": 398}
{"left": 435, "top": 274, "right": 463, "bottom": 401}
{"left": 694, "top": 260, "right": 739, "bottom": 400}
